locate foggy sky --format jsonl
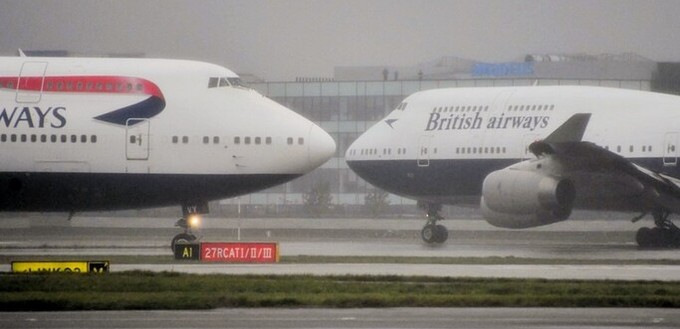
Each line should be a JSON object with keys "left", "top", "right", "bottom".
{"left": 1, "top": 0, "right": 680, "bottom": 81}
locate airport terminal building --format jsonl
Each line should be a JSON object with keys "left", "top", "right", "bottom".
{"left": 222, "top": 53, "right": 680, "bottom": 216}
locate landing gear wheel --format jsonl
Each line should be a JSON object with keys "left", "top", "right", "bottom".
{"left": 421, "top": 224, "right": 449, "bottom": 244}
{"left": 636, "top": 209, "right": 680, "bottom": 249}
{"left": 635, "top": 227, "right": 654, "bottom": 248}
{"left": 421, "top": 224, "right": 437, "bottom": 244}
{"left": 171, "top": 233, "right": 197, "bottom": 253}
{"left": 434, "top": 224, "right": 449, "bottom": 243}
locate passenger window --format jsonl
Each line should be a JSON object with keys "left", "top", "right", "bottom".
{"left": 91, "top": 135, "right": 97, "bottom": 143}
{"left": 30, "top": 135, "right": 37, "bottom": 143}
{"left": 81, "top": 135, "right": 87, "bottom": 143}
{"left": 203, "top": 136, "right": 209, "bottom": 144}
{"left": 71, "top": 135, "right": 77, "bottom": 143}
{"left": 266, "top": 137, "right": 272, "bottom": 145}
{"left": 0, "top": 134, "right": 5, "bottom": 142}
{"left": 61, "top": 135, "right": 67, "bottom": 143}
{"left": 287, "top": 137, "right": 293, "bottom": 145}
{"left": 245, "top": 137, "right": 251, "bottom": 145}
{"left": 298, "top": 137, "right": 304, "bottom": 145}
{"left": 172, "top": 136, "right": 178, "bottom": 144}
{"left": 51, "top": 135, "right": 57, "bottom": 143}
{"left": 234, "top": 137, "right": 240, "bottom": 145}
{"left": 213, "top": 136, "right": 219, "bottom": 144}
{"left": 255, "top": 137, "right": 261, "bottom": 145}
{"left": 21, "top": 134, "right": 27, "bottom": 142}
{"left": 182, "top": 136, "right": 188, "bottom": 144}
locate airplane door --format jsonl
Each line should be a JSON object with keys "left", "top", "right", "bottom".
{"left": 16, "top": 61, "right": 47, "bottom": 103}
{"left": 417, "top": 135, "right": 432, "bottom": 167}
{"left": 663, "top": 132, "right": 678, "bottom": 166}
{"left": 126, "top": 119, "right": 150, "bottom": 160}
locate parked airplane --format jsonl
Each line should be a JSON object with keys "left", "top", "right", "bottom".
{"left": 346, "top": 86, "right": 680, "bottom": 247}
{"left": 0, "top": 54, "right": 336, "bottom": 250}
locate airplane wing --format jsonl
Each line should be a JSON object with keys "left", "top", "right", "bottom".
{"left": 482, "top": 112, "right": 680, "bottom": 230}
{"left": 528, "top": 114, "right": 680, "bottom": 214}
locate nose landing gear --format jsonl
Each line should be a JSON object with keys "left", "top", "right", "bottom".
{"left": 171, "top": 202, "right": 208, "bottom": 252}
{"left": 419, "top": 202, "right": 449, "bottom": 244}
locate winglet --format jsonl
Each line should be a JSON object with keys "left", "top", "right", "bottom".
{"left": 544, "top": 113, "right": 591, "bottom": 143}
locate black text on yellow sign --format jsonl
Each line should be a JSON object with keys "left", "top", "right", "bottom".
{"left": 11, "top": 261, "right": 110, "bottom": 273}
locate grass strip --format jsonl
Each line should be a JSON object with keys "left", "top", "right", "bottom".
{"left": 3, "top": 254, "right": 680, "bottom": 265}
{"left": 1, "top": 271, "right": 679, "bottom": 310}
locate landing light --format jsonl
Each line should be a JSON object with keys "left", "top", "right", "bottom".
{"left": 188, "top": 214, "right": 201, "bottom": 228}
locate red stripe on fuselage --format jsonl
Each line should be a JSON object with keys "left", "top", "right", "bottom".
{"left": 0, "top": 76, "right": 163, "bottom": 100}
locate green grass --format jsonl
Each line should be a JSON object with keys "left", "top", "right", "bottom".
{"left": 1, "top": 271, "right": 680, "bottom": 310}
{"left": 3, "top": 254, "right": 680, "bottom": 265}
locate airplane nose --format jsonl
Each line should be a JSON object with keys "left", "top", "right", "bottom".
{"left": 308, "top": 124, "right": 336, "bottom": 168}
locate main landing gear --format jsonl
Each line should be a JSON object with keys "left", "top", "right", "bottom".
{"left": 419, "top": 202, "right": 449, "bottom": 244}
{"left": 635, "top": 209, "right": 680, "bottom": 248}
{"left": 171, "top": 202, "right": 208, "bottom": 252}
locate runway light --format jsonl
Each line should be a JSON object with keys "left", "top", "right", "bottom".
{"left": 188, "top": 214, "right": 201, "bottom": 228}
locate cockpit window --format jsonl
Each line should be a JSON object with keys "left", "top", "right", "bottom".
{"left": 396, "top": 102, "right": 408, "bottom": 111}
{"left": 208, "top": 77, "right": 219, "bottom": 88}
{"left": 228, "top": 78, "right": 246, "bottom": 88}
{"left": 208, "top": 76, "right": 249, "bottom": 89}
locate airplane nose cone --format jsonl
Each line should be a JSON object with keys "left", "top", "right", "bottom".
{"left": 308, "top": 124, "right": 336, "bottom": 168}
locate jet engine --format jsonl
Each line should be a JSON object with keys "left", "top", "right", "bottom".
{"left": 480, "top": 168, "right": 575, "bottom": 228}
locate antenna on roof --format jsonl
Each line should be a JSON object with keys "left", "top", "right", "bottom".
{"left": 18, "top": 49, "right": 26, "bottom": 57}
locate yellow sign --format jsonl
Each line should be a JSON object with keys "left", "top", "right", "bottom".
{"left": 11, "top": 261, "right": 109, "bottom": 273}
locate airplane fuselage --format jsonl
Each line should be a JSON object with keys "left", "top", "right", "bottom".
{"left": 0, "top": 57, "right": 335, "bottom": 212}
{"left": 346, "top": 86, "right": 680, "bottom": 212}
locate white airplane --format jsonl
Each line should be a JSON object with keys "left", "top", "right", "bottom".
{"left": 0, "top": 54, "right": 336, "bottom": 250}
{"left": 346, "top": 85, "right": 680, "bottom": 248}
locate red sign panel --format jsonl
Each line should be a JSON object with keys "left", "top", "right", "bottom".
{"left": 200, "top": 242, "right": 279, "bottom": 263}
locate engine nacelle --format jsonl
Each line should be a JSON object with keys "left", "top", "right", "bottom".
{"left": 481, "top": 168, "right": 575, "bottom": 228}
